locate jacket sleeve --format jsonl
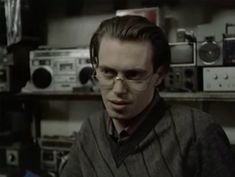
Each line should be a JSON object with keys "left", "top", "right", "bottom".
{"left": 60, "top": 137, "right": 83, "bottom": 177}
{"left": 185, "top": 123, "right": 235, "bottom": 177}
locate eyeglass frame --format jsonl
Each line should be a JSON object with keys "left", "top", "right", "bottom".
{"left": 92, "top": 67, "right": 155, "bottom": 91}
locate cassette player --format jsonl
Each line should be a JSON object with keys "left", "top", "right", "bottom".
{"left": 26, "top": 48, "right": 95, "bottom": 92}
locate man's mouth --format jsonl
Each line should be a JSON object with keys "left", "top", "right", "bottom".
{"left": 109, "top": 100, "right": 131, "bottom": 110}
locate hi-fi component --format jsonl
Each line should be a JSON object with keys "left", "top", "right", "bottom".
{"left": 26, "top": 48, "right": 94, "bottom": 92}
{"left": 169, "top": 42, "right": 196, "bottom": 67}
{"left": 164, "top": 66, "right": 201, "bottom": 92}
{"left": 203, "top": 66, "right": 235, "bottom": 91}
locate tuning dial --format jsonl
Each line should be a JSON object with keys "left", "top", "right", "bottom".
{"left": 213, "top": 74, "right": 218, "bottom": 80}
{"left": 224, "top": 73, "right": 229, "bottom": 80}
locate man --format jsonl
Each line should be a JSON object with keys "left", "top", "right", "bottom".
{"left": 61, "top": 15, "right": 235, "bottom": 177}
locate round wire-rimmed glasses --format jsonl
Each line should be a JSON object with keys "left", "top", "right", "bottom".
{"left": 92, "top": 67, "right": 153, "bottom": 91}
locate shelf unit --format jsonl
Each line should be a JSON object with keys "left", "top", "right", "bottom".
{"left": 18, "top": 91, "right": 235, "bottom": 102}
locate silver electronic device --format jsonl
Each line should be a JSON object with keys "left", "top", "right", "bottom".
{"left": 197, "top": 36, "right": 223, "bottom": 66}
{"left": 28, "top": 48, "right": 94, "bottom": 92}
{"left": 196, "top": 25, "right": 223, "bottom": 66}
{"left": 203, "top": 66, "right": 235, "bottom": 91}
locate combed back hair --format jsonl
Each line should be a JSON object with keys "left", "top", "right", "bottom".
{"left": 89, "top": 15, "right": 171, "bottom": 73}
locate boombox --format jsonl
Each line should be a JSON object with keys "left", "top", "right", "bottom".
{"left": 197, "top": 36, "right": 223, "bottom": 66}
{"left": 164, "top": 66, "right": 201, "bottom": 92}
{"left": 223, "top": 23, "right": 235, "bottom": 65}
{"left": 27, "top": 48, "right": 94, "bottom": 92}
{"left": 169, "top": 42, "right": 196, "bottom": 67}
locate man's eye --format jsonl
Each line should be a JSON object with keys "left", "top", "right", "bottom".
{"left": 101, "top": 68, "right": 116, "bottom": 78}
{"left": 125, "top": 71, "right": 144, "bottom": 80}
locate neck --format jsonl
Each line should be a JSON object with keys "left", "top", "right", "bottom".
{"left": 112, "top": 92, "right": 160, "bottom": 130}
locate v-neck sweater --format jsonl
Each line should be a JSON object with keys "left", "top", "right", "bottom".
{"left": 61, "top": 99, "right": 235, "bottom": 177}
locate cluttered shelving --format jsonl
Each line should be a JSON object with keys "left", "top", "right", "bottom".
{"left": 17, "top": 91, "right": 235, "bottom": 102}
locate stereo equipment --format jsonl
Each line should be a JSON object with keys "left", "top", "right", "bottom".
{"left": 116, "top": 7, "right": 163, "bottom": 26}
{"left": 203, "top": 66, "right": 235, "bottom": 91}
{"left": 197, "top": 36, "right": 223, "bottom": 66}
{"left": 223, "top": 23, "right": 235, "bottom": 65}
{"left": 26, "top": 48, "right": 94, "bottom": 92}
{"left": 164, "top": 66, "right": 201, "bottom": 92}
{"left": 169, "top": 42, "right": 196, "bottom": 67}
{"left": 39, "top": 136, "right": 74, "bottom": 177}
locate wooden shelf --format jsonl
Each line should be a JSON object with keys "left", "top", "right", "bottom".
{"left": 18, "top": 91, "right": 235, "bottom": 102}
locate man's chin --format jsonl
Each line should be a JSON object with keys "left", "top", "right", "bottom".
{"left": 107, "top": 109, "right": 129, "bottom": 120}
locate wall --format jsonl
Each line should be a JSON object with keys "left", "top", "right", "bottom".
{"left": 40, "top": 2, "right": 235, "bottom": 144}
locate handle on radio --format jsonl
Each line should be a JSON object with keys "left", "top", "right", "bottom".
{"left": 225, "top": 23, "right": 235, "bottom": 35}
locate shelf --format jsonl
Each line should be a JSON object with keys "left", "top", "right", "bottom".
{"left": 18, "top": 91, "right": 102, "bottom": 100}
{"left": 18, "top": 91, "right": 235, "bottom": 102}
{"left": 159, "top": 92, "right": 235, "bottom": 102}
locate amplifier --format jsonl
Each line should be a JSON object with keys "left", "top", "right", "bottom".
{"left": 203, "top": 66, "right": 235, "bottom": 91}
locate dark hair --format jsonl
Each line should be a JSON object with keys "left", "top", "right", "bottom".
{"left": 89, "top": 15, "right": 171, "bottom": 73}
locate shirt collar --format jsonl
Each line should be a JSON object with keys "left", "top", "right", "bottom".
{"left": 107, "top": 91, "right": 160, "bottom": 142}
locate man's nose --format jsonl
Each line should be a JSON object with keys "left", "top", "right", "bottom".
{"left": 112, "top": 77, "right": 128, "bottom": 95}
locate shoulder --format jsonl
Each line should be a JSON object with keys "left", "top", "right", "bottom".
{"left": 166, "top": 103, "right": 216, "bottom": 138}
{"left": 77, "top": 110, "right": 106, "bottom": 141}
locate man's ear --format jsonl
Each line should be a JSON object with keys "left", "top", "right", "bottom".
{"left": 154, "top": 65, "right": 168, "bottom": 87}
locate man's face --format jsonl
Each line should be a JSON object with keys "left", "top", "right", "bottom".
{"left": 97, "top": 36, "right": 163, "bottom": 121}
